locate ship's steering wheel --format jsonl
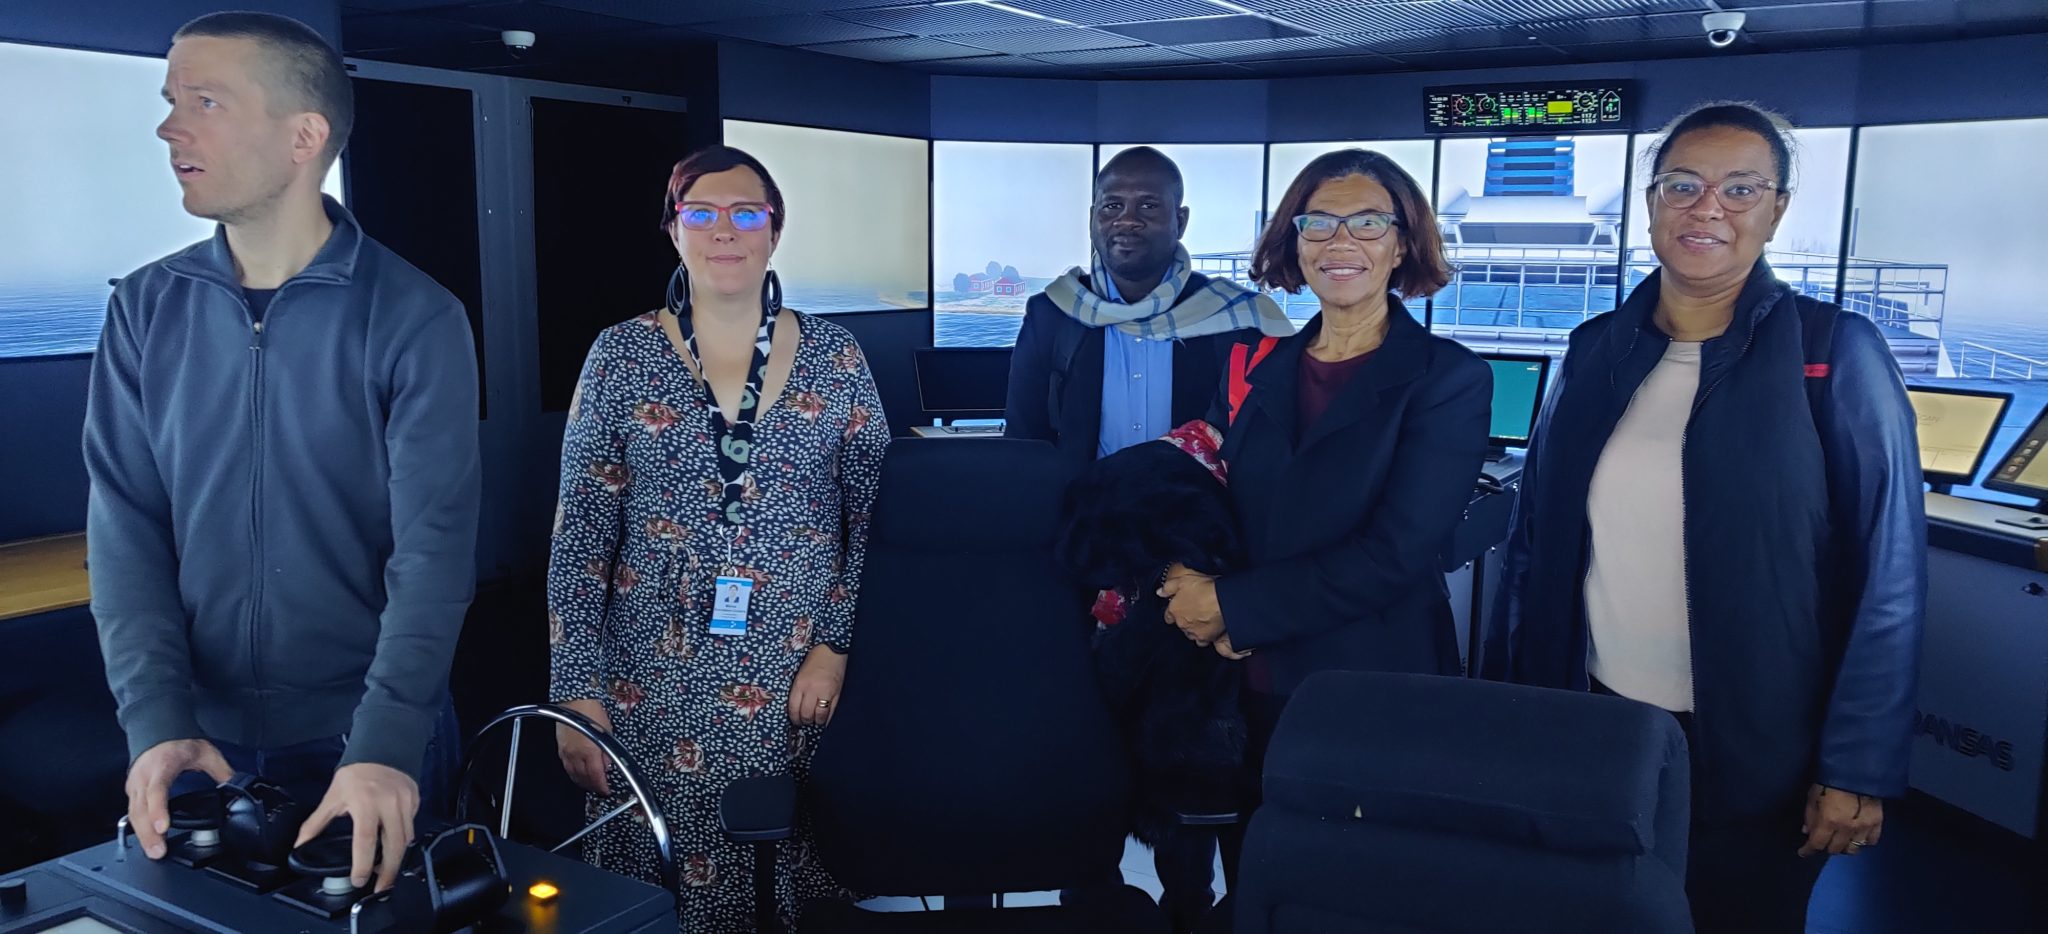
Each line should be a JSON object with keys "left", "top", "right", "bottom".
{"left": 455, "top": 704, "right": 677, "bottom": 893}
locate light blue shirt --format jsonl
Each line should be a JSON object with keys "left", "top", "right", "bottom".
{"left": 1096, "top": 274, "right": 1176, "bottom": 458}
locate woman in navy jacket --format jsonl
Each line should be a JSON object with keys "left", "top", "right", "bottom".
{"left": 1491, "top": 103, "right": 1925, "bottom": 933}
{"left": 1159, "top": 149, "right": 1492, "bottom": 892}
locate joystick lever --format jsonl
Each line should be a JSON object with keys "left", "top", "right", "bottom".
{"left": 221, "top": 776, "right": 310, "bottom": 867}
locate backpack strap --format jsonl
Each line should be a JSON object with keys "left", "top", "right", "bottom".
{"left": 1799, "top": 298, "right": 1841, "bottom": 423}
{"left": 1227, "top": 336, "right": 1281, "bottom": 426}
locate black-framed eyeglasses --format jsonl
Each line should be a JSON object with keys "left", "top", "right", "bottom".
{"left": 1649, "top": 172, "right": 1784, "bottom": 213}
{"left": 1292, "top": 211, "right": 1399, "bottom": 242}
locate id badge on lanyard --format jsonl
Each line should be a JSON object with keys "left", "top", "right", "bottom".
{"left": 710, "top": 572, "right": 752, "bottom": 635}
{"left": 669, "top": 293, "right": 778, "bottom": 638}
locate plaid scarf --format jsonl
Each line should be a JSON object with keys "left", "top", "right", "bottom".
{"left": 1043, "top": 245, "right": 1295, "bottom": 340}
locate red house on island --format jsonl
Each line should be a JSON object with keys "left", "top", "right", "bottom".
{"left": 967, "top": 272, "right": 1026, "bottom": 296}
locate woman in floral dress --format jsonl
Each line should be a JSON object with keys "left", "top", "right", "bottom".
{"left": 546, "top": 145, "right": 888, "bottom": 931}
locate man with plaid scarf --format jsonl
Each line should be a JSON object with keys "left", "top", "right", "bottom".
{"left": 1005, "top": 146, "right": 1292, "bottom": 931}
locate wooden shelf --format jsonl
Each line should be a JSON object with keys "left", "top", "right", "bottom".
{"left": 0, "top": 532, "right": 90, "bottom": 621}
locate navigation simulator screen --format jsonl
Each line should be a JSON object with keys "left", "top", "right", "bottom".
{"left": 1425, "top": 81, "right": 1631, "bottom": 135}
{"left": 1907, "top": 387, "right": 2010, "bottom": 484}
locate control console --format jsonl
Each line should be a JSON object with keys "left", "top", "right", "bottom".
{"left": 0, "top": 775, "right": 672, "bottom": 933}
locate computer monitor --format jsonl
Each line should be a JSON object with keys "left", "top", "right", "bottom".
{"left": 1985, "top": 401, "right": 2048, "bottom": 503}
{"left": 1478, "top": 352, "right": 1551, "bottom": 452}
{"left": 913, "top": 347, "right": 1011, "bottom": 420}
{"left": 1906, "top": 385, "right": 2012, "bottom": 489}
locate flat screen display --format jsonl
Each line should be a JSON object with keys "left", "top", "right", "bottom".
{"left": 914, "top": 347, "right": 1010, "bottom": 416}
{"left": 932, "top": 141, "right": 1091, "bottom": 347}
{"left": 1907, "top": 386, "right": 2011, "bottom": 486}
{"left": 0, "top": 41, "right": 342, "bottom": 359}
{"left": 720, "top": 120, "right": 928, "bottom": 315}
{"left": 1481, "top": 352, "right": 1549, "bottom": 448}
{"left": 1425, "top": 81, "right": 1632, "bottom": 135}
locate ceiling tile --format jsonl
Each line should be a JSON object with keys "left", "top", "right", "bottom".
{"left": 750, "top": 0, "right": 929, "bottom": 10}
{"left": 1389, "top": 44, "right": 1575, "bottom": 69}
{"left": 1465, "top": 0, "right": 1694, "bottom": 24}
{"left": 1522, "top": 11, "right": 1702, "bottom": 44}
{"left": 1343, "top": 24, "right": 1532, "bottom": 51}
{"left": 1568, "top": 35, "right": 1725, "bottom": 60}
{"left": 1028, "top": 44, "right": 1207, "bottom": 65}
{"left": 538, "top": 0, "right": 802, "bottom": 25}
{"left": 1742, "top": 21, "right": 1981, "bottom": 50}
{"left": 906, "top": 52, "right": 1079, "bottom": 72}
{"left": 798, "top": 33, "right": 996, "bottom": 61}
{"left": 1241, "top": 52, "right": 1406, "bottom": 76}
{"left": 1262, "top": 1, "right": 1504, "bottom": 34}
{"left": 693, "top": 14, "right": 906, "bottom": 43}
{"left": 1107, "top": 60, "right": 1260, "bottom": 78}
{"left": 1329, "top": 30, "right": 1470, "bottom": 54}
{"left": 1717, "top": 0, "right": 1861, "bottom": 6}
{"left": 1224, "top": 0, "right": 1369, "bottom": 9}
{"left": 1870, "top": 0, "right": 1968, "bottom": 28}
{"left": 834, "top": 2, "right": 1059, "bottom": 34}
{"left": 996, "top": 0, "right": 1243, "bottom": 26}
{"left": 943, "top": 27, "right": 1147, "bottom": 54}
{"left": 1177, "top": 34, "right": 1349, "bottom": 60}
{"left": 1103, "top": 14, "right": 1313, "bottom": 44}
{"left": 1739, "top": 3, "right": 1873, "bottom": 32}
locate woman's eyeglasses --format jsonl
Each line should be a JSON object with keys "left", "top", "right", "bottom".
{"left": 1649, "top": 172, "right": 1783, "bottom": 213}
{"left": 1292, "top": 211, "right": 1399, "bottom": 242}
{"left": 674, "top": 201, "right": 774, "bottom": 232}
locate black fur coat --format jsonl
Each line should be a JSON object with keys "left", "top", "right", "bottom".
{"left": 1055, "top": 435, "right": 1251, "bottom": 846}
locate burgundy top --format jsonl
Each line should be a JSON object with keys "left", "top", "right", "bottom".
{"left": 1243, "top": 346, "right": 1375, "bottom": 693}
{"left": 1296, "top": 347, "right": 1375, "bottom": 440}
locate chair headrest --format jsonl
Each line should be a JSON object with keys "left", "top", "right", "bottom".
{"left": 1264, "top": 672, "right": 1688, "bottom": 856}
{"left": 872, "top": 438, "right": 1070, "bottom": 550}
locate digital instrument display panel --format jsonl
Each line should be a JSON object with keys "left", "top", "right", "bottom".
{"left": 1478, "top": 352, "right": 1551, "bottom": 450}
{"left": 1425, "top": 81, "right": 1633, "bottom": 135}
{"left": 1907, "top": 386, "right": 2012, "bottom": 487}
{"left": 1985, "top": 402, "right": 2048, "bottom": 501}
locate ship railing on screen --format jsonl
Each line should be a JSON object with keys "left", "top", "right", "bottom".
{"left": 1956, "top": 343, "right": 2048, "bottom": 380}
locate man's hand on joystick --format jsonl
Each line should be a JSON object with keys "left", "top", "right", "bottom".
{"left": 127, "top": 739, "right": 235, "bottom": 860}
{"left": 293, "top": 763, "right": 420, "bottom": 893}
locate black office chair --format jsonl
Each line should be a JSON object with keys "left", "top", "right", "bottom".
{"left": 1230, "top": 671, "right": 1693, "bottom": 934}
{"left": 722, "top": 438, "right": 1164, "bottom": 933}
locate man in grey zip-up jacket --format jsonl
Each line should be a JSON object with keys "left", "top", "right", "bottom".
{"left": 84, "top": 12, "right": 478, "bottom": 893}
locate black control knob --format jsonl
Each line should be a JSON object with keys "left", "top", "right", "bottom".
{"left": 288, "top": 817, "right": 376, "bottom": 896}
{"left": 0, "top": 876, "right": 26, "bottom": 909}
{"left": 167, "top": 787, "right": 227, "bottom": 848}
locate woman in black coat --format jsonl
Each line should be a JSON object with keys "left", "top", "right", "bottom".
{"left": 1159, "top": 148, "right": 1492, "bottom": 891}
{"left": 1491, "top": 103, "right": 1923, "bottom": 934}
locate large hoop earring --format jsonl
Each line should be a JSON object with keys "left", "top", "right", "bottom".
{"left": 762, "top": 268, "right": 782, "bottom": 315}
{"left": 666, "top": 264, "right": 690, "bottom": 316}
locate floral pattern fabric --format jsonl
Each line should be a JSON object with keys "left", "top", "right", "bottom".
{"left": 548, "top": 310, "right": 889, "bottom": 931}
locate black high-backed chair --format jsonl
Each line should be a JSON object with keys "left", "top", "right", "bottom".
{"left": 722, "top": 437, "right": 1163, "bottom": 932}
{"left": 1232, "top": 671, "right": 1693, "bottom": 934}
